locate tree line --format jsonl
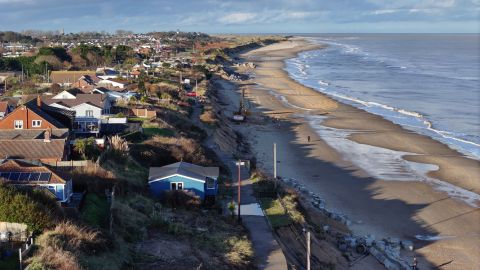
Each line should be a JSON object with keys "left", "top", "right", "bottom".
{"left": 0, "top": 44, "right": 134, "bottom": 75}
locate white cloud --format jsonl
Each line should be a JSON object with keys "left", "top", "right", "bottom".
{"left": 218, "top": 12, "right": 257, "bottom": 24}
{"left": 284, "top": 11, "right": 314, "bottom": 19}
{"left": 370, "top": 9, "right": 398, "bottom": 15}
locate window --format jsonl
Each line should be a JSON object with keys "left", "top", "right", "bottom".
{"left": 85, "top": 110, "right": 94, "bottom": 117}
{"left": 32, "top": 120, "right": 42, "bottom": 127}
{"left": 206, "top": 177, "right": 215, "bottom": 189}
{"left": 171, "top": 182, "right": 184, "bottom": 190}
{"left": 14, "top": 120, "right": 23, "bottom": 129}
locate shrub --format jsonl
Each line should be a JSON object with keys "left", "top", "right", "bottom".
{"left": 224, "top": 236, "right": 254, "bottom": 266}
{"left": 109, "top": 135, "right": 129, "bottom": 157}
{"left": 28, "top": 222, "right": 110, "bottom": 270}
{"left": 38, "top": 222, "right": 109, "bottom": 254}
{"left": 161, "top": 190, "right": 201, "bottom": 209}
{"left": 74, "top": 137, "right": 100, "bottom": 160}
{"left": 0, "top": 184, "right": 60, "bottom": 233}
{"left": 199, "top": 110, "right": 216, "bottom": 125}
{"left": 28, "top": 246, "right": 82, "bottom": 270}
{"left": 130, "top": 136, "right": 210, "bottom": 168}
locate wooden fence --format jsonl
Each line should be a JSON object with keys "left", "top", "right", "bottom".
{"left": 42, "top": 160, "right": 93, "bottom": 168}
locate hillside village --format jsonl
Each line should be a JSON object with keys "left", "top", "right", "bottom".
{"left": 0, "top": 31, "right": 390, "bottom": 270}
{"left": 0, "top": 31, "right": 286, "bottom": 270}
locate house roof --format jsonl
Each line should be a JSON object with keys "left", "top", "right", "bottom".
{"left": 43, "top": 93, "right": 107, "bottom": 109}
{"left": 0, "top": 139, "right": 66, "bottom": 161}
{"left": 0, "top": 101, "right": 9, "bottom": 113}
{"left": 50, "top": 71, "right": 96, "bottom": 84}
{"left": 23, "top": 98, "right": 68, "bottom": 129}
{"left": 80, "top": 75, "right": 100, "bottom": 84}
{"left": 148, "top": 162, "right": 219, "bottom": 183}
{"left": 0, "top": 159, "right": 69, "bottom": 184}
{"left": 0, "top": 129, "right": 69, "bottom": 140}
{"left": 103, "top": 78, "right": 129, "bottom": 85}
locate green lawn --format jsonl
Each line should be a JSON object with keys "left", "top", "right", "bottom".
{"left": 81, "top": 194, "right": 109, "bottom": 228}
{"left": 143, "top": 127, "right": 175, "bottom": 138}
{"left": 128, "top": 117, "right": 149, "bottom": 123}
{"left": 259, "top": 198, "right": 292, "bottom": 228}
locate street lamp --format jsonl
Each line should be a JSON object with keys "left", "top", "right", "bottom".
{"left": 235, "top": 160, "right": 247, "bottom": 224}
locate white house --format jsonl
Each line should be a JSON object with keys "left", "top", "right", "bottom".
{"left": 44, "top": 93, "right": 111, "bottom": 134}
{"left": 98, "top": 78, "right": 129, "bottom": 89}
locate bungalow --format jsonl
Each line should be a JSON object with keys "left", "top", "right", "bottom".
{"left": 50, "top": 71, "right": 97, "bottom": 87}
{"left": 148, "top": 162, "right": 219, "bottom": 201}
{"left": 130, "top": 70, "right": 141, "bottom": 79}
{"left": 71, "top": 75, "right": 100, "bottom": 90}
{"left": 0, "top": 159, "right": 73, "bottom": 203}
{"left": 92, "top": 87, "right": 138, "bottom": 103}
{"left": 96, "top": 67, "right": 119, "bottom": 80}
{"left": 98, "top": 78, "right": 129, "bottom": 89}
{"left": 0, "top": 129, "right": 69, "bottom": 162}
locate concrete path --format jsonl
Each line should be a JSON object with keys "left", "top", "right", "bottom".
{"left": 229, "top": 159, "right": 288, "bottom": 270}
{"left": 190, "top": 97, "right": 287, "bottom": 269}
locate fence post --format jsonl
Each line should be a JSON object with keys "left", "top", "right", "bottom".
{"left": 18, "top": 248, "right": 22, "bottom": 270}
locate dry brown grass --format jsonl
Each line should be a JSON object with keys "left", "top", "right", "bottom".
{"left": 110, "top": 135, "right": 129, "bottom": 154}
{"left": 38, "top": 222, "right": 108, "bottom": 253}
{"left": 130, "top": 135, "right": 210, "bottom": 167}
{"left": 200, "top": 109, "right": 216, "bottom": 125}
{"left": 29, "top": 222, "right": 110, "bottom": 270}
{"left": 30, "top": 246, "right": 82, "bottom": 270}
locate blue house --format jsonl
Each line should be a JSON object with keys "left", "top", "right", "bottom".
{"left": 0, "top": 159, "right": 73, "bottom": 203}
{"left": 148, "top": 162, "right": 219, "bottom": 201}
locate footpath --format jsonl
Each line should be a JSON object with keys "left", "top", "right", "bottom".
{"left": 226, "top": 156, "right": 288, "bottom": 270}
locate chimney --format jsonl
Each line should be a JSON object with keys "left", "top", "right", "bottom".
{"left": 37, "top": 95, "right": 41, "bottom": 107}
{"left": 44, "top": 128, "right": 51, "bottom": 143}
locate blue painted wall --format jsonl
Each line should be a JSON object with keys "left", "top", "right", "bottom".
{"left": 40, "top": 180, "right": 72, "bottom": 202}
{"left": 149, "top": 174, "right": 218, "bottom": 200}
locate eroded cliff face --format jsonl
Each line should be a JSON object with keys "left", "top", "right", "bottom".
{"left": 208, "top": 84, "right": 250, "bottom": 157}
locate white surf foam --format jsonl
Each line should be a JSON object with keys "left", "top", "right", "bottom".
{"left": 415, "top": 235, "right": 455, "bottom": 241}
{"left": 304, "top": 115, "right": 480, "bottom": 208}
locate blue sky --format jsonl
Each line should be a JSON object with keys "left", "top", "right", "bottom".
{"left": 0, "top": 0, "right": 478, "bottom": 33}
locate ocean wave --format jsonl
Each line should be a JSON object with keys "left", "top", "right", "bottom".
{"left": 415, "top": 235, "right": 455, "bottom": 241}
{"left": 305, "top": 115, "right": 480, "bottom": 208}
{"left": 301, "top": 85, "right": 480, "bottom": 159}
{"left": 318, "top": 80, "right": 329, "bottom": 86}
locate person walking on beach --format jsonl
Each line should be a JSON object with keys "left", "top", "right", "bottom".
{"left": 412, "top": 256, "right": 418, "bottom": 270}
{"left": 307, "top": 135, "right": 311, "bottom": 142}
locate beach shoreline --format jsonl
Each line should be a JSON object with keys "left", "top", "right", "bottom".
{"left": 224, "top": 37, "right": 479, "bottom": 269}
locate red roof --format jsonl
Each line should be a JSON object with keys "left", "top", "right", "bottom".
{"left": 0, "top": 101, "right": 8, "bottom": 113}
{"left": 0, "top": 159, "right": 69, "bottom": 184}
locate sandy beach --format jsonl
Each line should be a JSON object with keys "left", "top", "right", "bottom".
{"left": 221, "top": 38, "right": 480, "bottom": 269}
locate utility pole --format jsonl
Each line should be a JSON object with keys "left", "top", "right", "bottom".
{"left": 237, "top": 159, "right": 241, "bottom": 223}
{"left": 273, "top": 143, "right": 277, "bottom": 179}
{"left": 307, "top": 231, "right": 311, "bottom": 270}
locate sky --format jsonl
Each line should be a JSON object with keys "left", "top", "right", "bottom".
{"left": 0, "top": 0, "right": 479, "bottom": 33}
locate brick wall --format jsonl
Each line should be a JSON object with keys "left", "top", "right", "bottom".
{"left": 0, "top": 106, "right": 57, "bottom": 129}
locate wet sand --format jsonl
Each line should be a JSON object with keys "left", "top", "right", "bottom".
{"left": 229, "top": 38, "right": 480, "bottom": 269}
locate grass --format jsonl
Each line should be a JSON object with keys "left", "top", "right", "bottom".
{"left": 259, "top": 197, "right": 292, "bottom": 228}
{"left": 81, "top": 193, "right": 109, "bottom": 228}
{"left": 143, "top": 126, "right": 175, "bottom": 137}
{"left": 128, "top": 117, "right": 148, "bottom": 122}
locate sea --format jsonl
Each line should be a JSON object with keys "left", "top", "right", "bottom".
{"left": 286, "top": 34, "right": 480, "bottom": 158}
{"left": 283, "top": 34, "right": 480, "bottom": 206}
